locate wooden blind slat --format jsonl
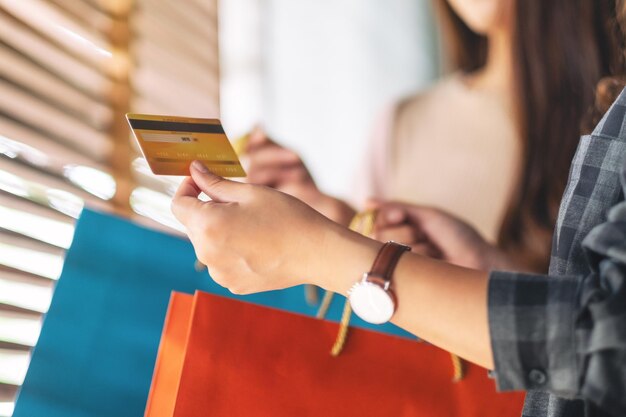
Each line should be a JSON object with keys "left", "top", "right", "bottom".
{"left": 82, "top": 0, "right": 133, "bottom": 18}
{"left": 132, "top": 16, "right": 211, "bottom": 66}
{"left": 0, "top": 269, "right": 55, "bottom": 316}
{"left": 133, "top": 38, "right": 218, "bottom": 91}
{"left": 0, "top": 232, "right": 65, "bottom": 259}
{"left": 0, "top": 0, "right": 128, "bottom": 80}
{"left": 137, "top": 0, "right": 217, "bottom": 46}
{"left": 133, "top": 8, "right": 216, "bottom": 68}
{"left": 0, "top": 11, "right": 114, "bottom": 99}
{"left": 0, "top": 382, "right": 18, "bottom": 404}
{"left": 0, "top": 196, "right": 75, "bottom": 249}
{"left": 0, "top": 115, "right": 108, "bottom": 171}
{"left": 0, "top": 310, "right": 42, "bottom": 348}
{"left": 47, "top": 0, "right": 115, "bottom": 37}
{"left": 0, "top": 130, "right": 116, "bottom": 201}
{"left": 0, "top": 233, "right": 65, "bottom": 281}
{"left": 133, "top": 67, "right": 218, "bottom": 116}
{"left": 0, "top": 269, "right": 54, "bottom": 290}
{"left": 0, "top": 349, "right": 29, "bottom": 387}
{"left": 188, "top": 0, "right": 218, "bottom": 21}
{"left": 130, "top": 96, "right": 182, "bottom": 118}
{"left": 0, "top": 80, "right": 113, "bottom": 161}
{"left": 0, "top": 161, "right": 111, "bottom": 214}
{"left": 0, "top": 47, "right": 112, "bottom": 130}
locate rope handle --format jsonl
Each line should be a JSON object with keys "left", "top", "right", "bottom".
{"left": 317, "top": 210, "right": 466, "bottom": 381}
{"left": 316, "top": 210, "right": 374, "bottom": 356}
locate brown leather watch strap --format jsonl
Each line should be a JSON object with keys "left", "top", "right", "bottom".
{"left": 369, "top": 241, "right": 411, "bottom": 282}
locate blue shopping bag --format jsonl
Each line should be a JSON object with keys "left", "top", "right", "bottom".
{"left": 14, "top": 209, "right": 411, "bottom": 417}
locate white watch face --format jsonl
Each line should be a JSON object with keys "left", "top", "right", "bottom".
{"left": 348, "top": 281, "right": 395, "bottom": 324}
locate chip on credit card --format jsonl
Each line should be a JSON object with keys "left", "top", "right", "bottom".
{"left": 126, "top": 113, "right": 246, "bottom": 177}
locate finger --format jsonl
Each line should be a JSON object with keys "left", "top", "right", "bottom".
{"left": 247, "top": 163, "right": 307, "bottom": 187}
{"left": 247, "top": 164, "right": 282, "bottom": 187}
{"left": 410, "top": 242, "right": 443, "bottom": 259}
{"left": 190, "top": 161, "right": 247, "bottom": 203}
{"left": 374, "top": 203, "right": 407, "bottom": 228}
{"left": 395, "top": 205, "right": 449, "bottom": 228}
{"left": 175, "top": 176, "right": 201, "bottom": 198}
{"left": 247, "top": 145, "right": 301, "bottom": 167}
{"left": 247, "top": 126, "right": 275, "bottom": 151}
{"left": 365, "top": 198, "right": 383, "bottom": 211}
{"left": 171, "top": 177, "right": 204, "bottom": 223}
{"left": 374, "top": 225, "right": 416, "bottom": 245}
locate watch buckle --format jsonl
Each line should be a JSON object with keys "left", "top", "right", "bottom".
{"left": 362, "top": 273, "right": 391, "bottom": 291}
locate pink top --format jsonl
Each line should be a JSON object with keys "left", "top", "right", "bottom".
{"left": 352, "top": 74, "right": 522, "bottom": 243}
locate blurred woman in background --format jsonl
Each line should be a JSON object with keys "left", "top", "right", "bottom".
{"left": 244, "top": 0, "right": 622, "bottom": 272}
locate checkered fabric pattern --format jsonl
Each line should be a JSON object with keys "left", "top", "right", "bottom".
{"left": 488, "top": 88, "right": 626, "bottom": 417}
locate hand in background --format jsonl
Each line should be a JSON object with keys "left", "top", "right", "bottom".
{"left": 371, "top": 201, "right": 515, "bottom": 271}
{"left": 244, "top": 128, "right": 355, "bottom": 225}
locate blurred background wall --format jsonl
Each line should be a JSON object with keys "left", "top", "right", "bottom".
{"left": 0, "top": 1, "right": 439, "bottom": 415}
{"left": 222, "top": 0, "right": 439, "bottom": 197}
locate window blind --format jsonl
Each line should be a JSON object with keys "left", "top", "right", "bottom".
{"left": 0, "top": 1, "right": 220, "bottom": 414}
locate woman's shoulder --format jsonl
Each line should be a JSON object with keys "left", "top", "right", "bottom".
{"left": 397, "top": 74, "right": 468, "bottom": 116}
{"left": 392, "top": 74, "right": 466, "bottom": 133}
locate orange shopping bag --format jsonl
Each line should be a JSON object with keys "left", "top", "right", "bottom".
{"left": 146, "top": 291, "right": 524, "bottom": 417}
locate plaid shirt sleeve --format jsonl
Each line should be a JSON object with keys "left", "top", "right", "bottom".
{"left": 488, "top": 166, "right": 626, "bottom": 416}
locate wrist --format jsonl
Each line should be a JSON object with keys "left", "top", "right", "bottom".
{"left": 315, "top": 224, "right": 382, "bottom": 294}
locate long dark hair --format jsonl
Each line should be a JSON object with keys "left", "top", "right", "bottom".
{"left": 584, "top": 1, "right": 626, "bottom": 130}
{"left": 436, "top": 0, "right": 624, "bottom": 270}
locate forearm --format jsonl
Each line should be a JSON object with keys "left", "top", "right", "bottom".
{"left": 392, "top": 255, "right": 492, "bottom": 368}
{"left": 316, "top": 195, "right": 356, "bottom": 227}
{"left": 318, "top": 228, "right": 493, "bottom": 369}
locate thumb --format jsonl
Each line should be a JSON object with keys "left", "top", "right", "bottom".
{"left": 401, "top": 206, "right": 449, "bottom": 230}
{"left": 374, "top": 202, "right": 407, "bottom": 228}
{"left": 364, "top": 197, "right": 383, "bottom": 211}
{"left": 190, "top": 161, "right": 246, "bottom": 203}
{"left": 247, "top": 125, "right": 271, "bottom": 149}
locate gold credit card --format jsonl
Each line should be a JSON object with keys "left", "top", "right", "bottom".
{"left": 126, "top": 113, "right": 246, "bottom": 177}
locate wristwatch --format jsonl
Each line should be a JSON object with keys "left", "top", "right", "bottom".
{"left": 348, "top": 241, "right": 411, "bottom": 324}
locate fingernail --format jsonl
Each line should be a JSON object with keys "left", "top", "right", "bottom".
{"left": 251, "top": 124, "right": 264, "bottom": 136}
{"left": 364, "top": 198, "right": 379, "bottom": 210}
{"left": 387, "top": 209, "right": 404, "bottom": 223}
{"left": 191, "top": 160, "right": 208, "bottom": 173}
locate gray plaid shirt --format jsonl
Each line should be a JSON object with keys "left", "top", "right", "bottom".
{"left": 489, "top": 88, "right": 626, "bottom": 417}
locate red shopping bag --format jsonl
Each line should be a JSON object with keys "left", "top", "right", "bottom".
{"left": 145, "top": 291, "right": 524, "bottom": 417}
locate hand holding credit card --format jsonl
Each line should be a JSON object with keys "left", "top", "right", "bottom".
{"left": 126, "top": 114, "right": 246, "bottom": 177}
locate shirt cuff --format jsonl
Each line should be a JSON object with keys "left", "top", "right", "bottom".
{"left": 487, "top": 270, "right": 581, "bottom": 395}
